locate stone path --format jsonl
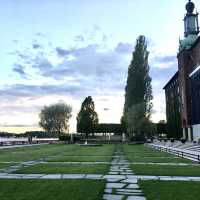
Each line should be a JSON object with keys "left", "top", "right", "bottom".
{"left": 103, "top": 146, "right": 146, "bottom": 200}
{"left": 1, "top": 144, "right": 200, "bottom": 200}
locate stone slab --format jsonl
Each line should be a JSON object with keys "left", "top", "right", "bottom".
{"left": 103, "top": 194, "right": 124, "bottom": 200}
{"left": 106, "top": 183, "right": 126, "bottom": 189}
{"left": 41, "top": 174, "right": 62, "bottom": 179}
{"left": 62, "top": 174, "right": 85, "bottom": 179}
{"left": 104, "top": 175, "right": 125, "bottom": 179}
{"left": 104, "top": 188, "right": 112, "bottom": 194}
{"left": 126, "top": 196, "right": 146, "bottom": 200}
{"left": 121, "top": 179, "right": 138, "bottom": 184}
{"left": 85, "top": 174, "right": 103, "bottom": 179}
{"left": 126, "top": 184, "right": 140, "bottom": 189}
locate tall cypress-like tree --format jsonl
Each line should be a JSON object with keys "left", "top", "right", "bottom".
{"left": 77, "top": 96, "right": 98, "bottom": 137}
{"left": 123, "top": 35, "right": 153, "bottom": 138}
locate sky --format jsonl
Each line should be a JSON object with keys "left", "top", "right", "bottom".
{"left": 0, "top": 0, "right": 197, "bottom": 133}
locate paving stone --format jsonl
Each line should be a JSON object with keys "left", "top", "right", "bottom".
{"left": 104, "top": 188, "right": 113, "bottom": 194}
{"left": 0, "top": 173, "right": 8, "bottom": 176}
{"left": 40, "top": 174, "right": 62, "bottom": 179}
{"left": 62, "top": 174, "right": 85, "bottom": 179}
{"left": 104, "top": 175, "right": 125, "bottom": 179}
{"left": 188, "top": 177, "right": 200, "bottom": 181}
{"left": 106, "top": 183, "right": 126, "bottom": 189}
{"left": 0, "top": 175, "right": 21, "bottom": 179}
{"left": 109, "top": 172, "right": 119, "bottom": 175}
{"left": 126, "top": 196, "right": 146, "bottom": 200}
{"left": 121, "top": 179, "right": 138, "bottom": 184}
{"left": 126, "top": 184, "right": 140, "bottom": 189}
{"left": 103, "top": 194, "right": 124, "bottom": 200}
{"left": 136, "top": 175, "right": 158, "bottom": 180}
{"left": 106, "top": 178, "right": 123, "bottom": 182}
{"left": 121, "top": 172, "right": 134, "bottom": 175}
{"left": 85, "top": 174, "right": 103, "bottom": 179}
{"left": 18, "top": 174, "right": 45, "bottom": 178}
{"left": 117, "top": 189, "right": 142, "bottom": 193}
{"left": 116, "top": 192, "right": 143, "bottom": 196}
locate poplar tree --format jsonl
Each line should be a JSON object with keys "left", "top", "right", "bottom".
{"left": 123, "top": 35, "right": 153, "bottom": 138}
{"left": 77, "top": 96, "right": 98, "bottom": 137}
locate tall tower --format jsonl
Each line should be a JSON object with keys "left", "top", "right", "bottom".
{"left": 180, "top": 0, "right": 199, "bottom": 51}
{"left": 184, "top": 0, "right": 199, "bottom": 37}
{"left": 178, "top": 0, "right": 200, "bottom": 141}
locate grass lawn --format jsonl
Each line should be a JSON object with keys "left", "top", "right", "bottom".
{"left": 123, "top": 144, "right": 194, "bottom": 164}
{"left": 61, "top": 144, "right": 115, "bottom": 156}
{"left": 45, "top": 155, "right": 112, "bottom": 162}
{"left": 139, "top": 180, "right": 200, "bottom": 200}
{"left": 123, "top": 144, "right": 176, "bottom": 157}
{"left": 0, "top": 145, "right": 75, "bottom": 162}
{"left": 0, "top": 144, "right": 114, "bottom": 162}
{"left": 0, "top": 179, "right": 105, "bottom": 200}
{"left": 126, "top": 156, "right": 193, "bottom": 163}
{"left": 131, "top": 164, "right": 200, "bottom": 176}
{"left": 14, "top": 163, "right": 109, "bottom": 174}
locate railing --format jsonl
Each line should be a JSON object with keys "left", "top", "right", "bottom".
{"left": 0, "top": 138, "right": 58, "bottom": 147}
{"left": 148, "top": 144, "right": 200, "bottom": 163}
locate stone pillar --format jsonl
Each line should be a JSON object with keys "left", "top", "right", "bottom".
{"left": 70, "top": 134, "right": 73, "bottom": 143}
{"left": 188, "top": 127, "right": 192, "bottom": 141}
{"left": 122, "top": 133, "right": 126, "bottom": 142}
{"left": 183, "top": 128, "right": 186, "bottom": 139}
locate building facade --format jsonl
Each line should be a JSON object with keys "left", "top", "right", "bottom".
{"left": 163, "top": 72, "right": 182, "bottom": 139}
{"left": 164, "top": 0, "right": 200, "bottom": 141}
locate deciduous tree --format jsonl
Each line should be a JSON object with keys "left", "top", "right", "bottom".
{"left": 39, "top": 103, "right": 72, "bottom": 135}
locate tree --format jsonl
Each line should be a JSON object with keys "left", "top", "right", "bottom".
{"left": 39, "top": 103, "right": 72, "bottom": 135}
{"left": 95, "top": 123, "right": 124, "bottom": 134}
{"left": 123, "top": 35, "right": 153, "bottom": 139}
{"left": 77, "top": 96, "right": 98, "bottom": 137}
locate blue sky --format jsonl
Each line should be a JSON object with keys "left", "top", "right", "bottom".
{"left": 0, "top": 0, "right": 196, "bottom": 133}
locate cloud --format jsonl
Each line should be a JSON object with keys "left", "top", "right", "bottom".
{"left": 56, "top": 47, "right": 71, "bottom": 56}
{"left": 13, "top": 64, "right": 29, "bottom": 79}
{"left": 74, "top": 35, "right": 84, "bottom": 42}
{"left": 50, "top": 44, "right": 127, "bottom": 77}
{"left": 32, "top": 56, "right": 53, "bottom": 72}
{"left": 115, "top": 43, "right": 134, "bottom": 54}
{"left": 32, "top": 43, "right": 42, "bottom": 49}
{"left": 153, "top": 55, "right": 176, "bottom": 63}
{"left": 8, "top": 34, "right": 176, "bottom": 129}
{"left": 0, "top": 84, "right": 84, "bottom": 98}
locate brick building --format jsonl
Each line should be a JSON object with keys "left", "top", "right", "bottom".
{"left": 164, "top": 0, "right": 200, "bottom": 141}
{"left": 163, "top": 72, "right": 182, "bottom": 139}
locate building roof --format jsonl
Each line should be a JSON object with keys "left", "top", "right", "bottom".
{"left": 163, "top": 71, "right": 179, "bottom": 90}
{"left": 178, "top": 35, "right": 200, "bottom": 57}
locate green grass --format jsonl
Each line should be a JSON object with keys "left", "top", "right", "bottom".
{"left": 123, "top": 144, "right": 171, "bottom": 156}
{"left": 45, "top": 155, "right": 112, "bottom": 162}
{"left": 15, "top": 163, "right": 109, "bottom": 174}
{"left": 139, "top": 180, "right": 200, "bottom": 200}
{"left": 0, "top": 179, "right": 105, "bottom": 200}
{"left": 123, "top": 144, "right": 194, "bottom": 164}
{"left": 0, "top": 145, "right": 74, "bottom": 162}
{"left": 131, "top": 164, "right": 200, "bottom": 176}
{"left": 0, "top": 144, "right": 115, "bottom": 162}
{"left": 61, "top": 144, "right": 115, "bottom": 156}
{"left": 126, "top": 156, "right": 193, "bottom": 163}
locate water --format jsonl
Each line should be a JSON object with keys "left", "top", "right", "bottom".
{"left": 0, "top": 137, "right": 58, "bottom": 142}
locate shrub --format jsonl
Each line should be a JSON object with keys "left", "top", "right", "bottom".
{"left": 130, "top": 134, "right": 146, "bottom": 142}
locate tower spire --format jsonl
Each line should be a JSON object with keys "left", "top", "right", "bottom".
{"left": 184, "top": 0, "right": 199, "bottom": 37}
